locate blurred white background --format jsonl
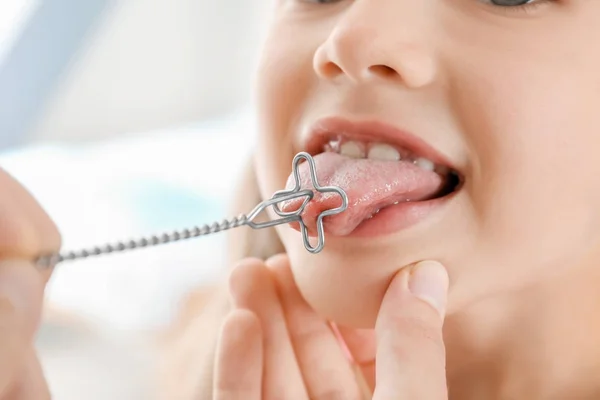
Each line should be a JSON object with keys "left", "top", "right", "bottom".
{"left": 0, "top": 1, "right": 271, "bottom": 398}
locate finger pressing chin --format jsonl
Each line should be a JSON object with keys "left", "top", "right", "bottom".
{"left": 228, "top": 257, "right": 308, "bottom": 398}
{"left": 267, "top": 254, "right": 367, "bottom": 400}
{"left": 374, "top": 260, "right": 449, "bottom": 400}
{"left": 213, "top": 309, "right": 263, "bottom": 400}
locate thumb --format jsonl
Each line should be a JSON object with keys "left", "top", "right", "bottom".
{"left": 373, "top": 260, "right": 449, "bottom": 400}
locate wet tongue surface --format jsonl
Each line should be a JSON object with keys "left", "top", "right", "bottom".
{"left": 282, "top": 152, "right": 444, "bottom": 236}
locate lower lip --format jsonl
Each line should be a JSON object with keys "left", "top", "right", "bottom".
{"left": 329, "top": 192, "right": 456, "bottom": 238}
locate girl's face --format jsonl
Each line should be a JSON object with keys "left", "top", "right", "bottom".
{"left": 254, "top": 0, "right": 600, "bottom": 328}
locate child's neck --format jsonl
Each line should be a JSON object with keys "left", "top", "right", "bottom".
{"left": 444, "top": 250, "right": 600, "bottom": 399}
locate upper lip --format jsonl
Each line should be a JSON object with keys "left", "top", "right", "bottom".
{"left": 303, "top": 116, "right": 456, "bottom": 169}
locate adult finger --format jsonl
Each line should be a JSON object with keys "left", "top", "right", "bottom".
{"left": 3, "top": 350, "right": 51, "bottom": 400}
{"left": 0, "top": 169, "right": 61, "bottom": 284}
{"left": 0, "top": 261, "right": 45, "bottom": 396}
{"left": 373, "top": 261, "right": 449, "bottom": 400}
{"left": 334, "top": 325, "right": 376, "bottom": 390}
{"left": 213, "top": 309, "right": 262, "bottom": 400}
{"left": 268, "top": 255, "right": 365, "bottom": 400}
{"left": 228, "top": 258, "right": 308, "bottom": 399}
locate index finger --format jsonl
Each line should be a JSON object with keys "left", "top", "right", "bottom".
{"left": 0, "top": 260, "right": 45, "bottom": 396}
{"left": 373, "top": 261, "right": 449, "bottom": 400}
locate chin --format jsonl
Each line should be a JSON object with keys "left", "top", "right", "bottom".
{"left": 292, "top": 257, "right": 385, "bottom": 328}
{"left": 283, "top": 235, "right": 419, "bottom": 328}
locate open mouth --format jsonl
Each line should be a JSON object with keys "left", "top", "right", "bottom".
{"left": 318, "top": 135, "right": 462, "bottom": 208}
{"left": 283, "top": 117, "right": 463, "bottom": 236}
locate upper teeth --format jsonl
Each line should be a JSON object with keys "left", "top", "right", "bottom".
{"left": 330, "top": 139, "right": 444, "bottom": 174}
{"left": 340, "top": 141, "right": 364, "bottom": 159}
{"left": 367, "top": 143, "right": 400, "bottom": 161}
{"left": 414, "top": 157, "right": 435, "bottom": 171}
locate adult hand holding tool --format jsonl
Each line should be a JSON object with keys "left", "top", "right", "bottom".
{"left": 0, "top": 167, "right": 61, "bottom": 399}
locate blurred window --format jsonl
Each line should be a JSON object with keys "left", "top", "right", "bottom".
{"left": 0, "top": 0, "right": 38, "bottom": 62}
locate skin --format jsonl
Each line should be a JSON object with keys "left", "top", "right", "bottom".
{"left": 249, "top": 0, "right": 600, "bottom": 397}
{"left": 0, "top": 168, "right": 61, "bottom": 399}
{"left": 5, "top": 1, "right": 600, "bottom": 398}
{"left": 213, "top": 256, "right": 449, "bottom": 399}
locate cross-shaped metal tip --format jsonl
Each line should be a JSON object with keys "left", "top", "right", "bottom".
{"left": 257, "top": 152, "right": 349, "bottom": 254}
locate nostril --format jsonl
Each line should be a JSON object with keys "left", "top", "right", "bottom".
{"left": 321, "top": 62, "right": 344, "bottom": 78}
{"left": 367, "top": 64, "right": 398, "bottom": 79}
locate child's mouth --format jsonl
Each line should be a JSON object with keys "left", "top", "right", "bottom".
{"left": 282, "top": 117, "right": 463, "bottom": 238}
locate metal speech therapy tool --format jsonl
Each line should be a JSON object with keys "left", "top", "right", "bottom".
{"left": 34, "top": 152, "right": 348, "bottom": 269}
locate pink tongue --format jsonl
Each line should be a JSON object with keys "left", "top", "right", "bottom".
{"left": 282, "top": 152, "right": 444, "bottom": 236}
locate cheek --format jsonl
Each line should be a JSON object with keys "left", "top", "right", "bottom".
{"left": 451, "top": 57, "right": 600, "bottom": 297}
{"left": 252, "top": 10, "right": 600, "bottom": 325}
{"left": 254, "top": 24, "right": 318, "bottom": 198}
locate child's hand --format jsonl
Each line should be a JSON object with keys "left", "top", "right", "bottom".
{"left": 213, "top": 255, "right": 449, "bottom": 399}
{"left": 0, "top": 168, "right": 61, "bottom": 399}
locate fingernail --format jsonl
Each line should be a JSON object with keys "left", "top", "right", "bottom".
{"left": 408, "top": 261, "right": 449, "bottom": 316}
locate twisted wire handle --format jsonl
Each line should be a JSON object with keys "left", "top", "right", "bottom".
{"left": 33, "top": 152, "right": 349, "bottom": 269}
{"left": 35, "top": 214, "right": 249, "bottom": 269}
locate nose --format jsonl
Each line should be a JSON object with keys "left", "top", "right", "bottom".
{"left": 313, "top": 1, "right": 437, "bottom": 88}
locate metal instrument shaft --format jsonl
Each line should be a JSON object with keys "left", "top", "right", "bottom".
{"left": 34, "top": 152, "right": 348, "bottom": 269}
